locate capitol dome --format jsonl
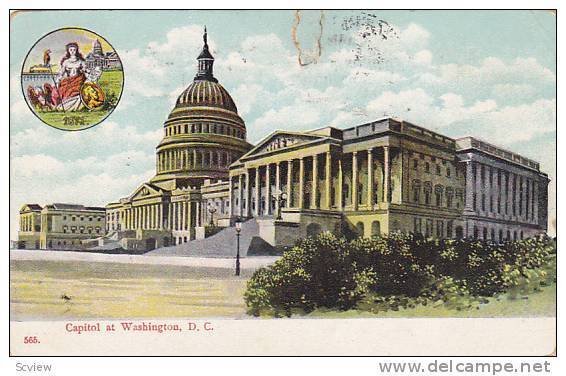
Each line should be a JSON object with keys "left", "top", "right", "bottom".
{"left": 175, "top": 80, "right": 238, "bottom": 114}
{"left": 151, "top": 28, "right": 252, "bottom": 186}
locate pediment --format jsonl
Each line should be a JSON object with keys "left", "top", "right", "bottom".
{"left": 243, "top": 131, "right": 325, "bottom": 158}
{"left": 129, "top": 183, "right": 163, "bottom": 200}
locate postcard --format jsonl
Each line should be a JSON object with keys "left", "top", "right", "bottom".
{"left": 9, "top": 9, "right": 556, "bottom": 356}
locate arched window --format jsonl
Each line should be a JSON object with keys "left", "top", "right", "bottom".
{"left": 355, "top": 222, "right": 365, "bottom": 238}
{"left": 371, "top": 221, "right": 381, "bottom": 237}
{"left": 455, "top": 226, "right": 463, "bottom": 239}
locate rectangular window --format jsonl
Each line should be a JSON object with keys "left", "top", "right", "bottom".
{"left": 425, "top": 219, "right": 433, "bottom": 237}
{"left": 473, "top": 193, "right": 477, "bottom": 210}
{"left": 413, "top": 217, "right": 421, "bottom": 234}
{"left": 436, "top": 220, "right": 443, "bottom": 238}
{"left": 481, "top": 194, "right": 486, "bottom": 211}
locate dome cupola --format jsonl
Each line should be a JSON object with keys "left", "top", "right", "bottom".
{"left": 194, "top": 26, "right": 217, "bottom": 83}
{"left": 152, "top": 27, "right": 252, "bottom": 186}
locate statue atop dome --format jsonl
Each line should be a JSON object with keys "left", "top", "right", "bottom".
{"left": 194, "top": 26, "right": 217, "bottom": 83}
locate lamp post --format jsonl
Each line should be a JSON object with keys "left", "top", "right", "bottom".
{"left": 235, "top": 218, "right": 241, "bottom": 276}
{"left": 274, "top": 190, "right": 288, "bottom": 220}
{"left": 208, "top": 204, "right": 217, "bottom": 227}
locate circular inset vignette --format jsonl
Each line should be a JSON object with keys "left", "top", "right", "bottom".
{"left": 20, "top": 27, "right": 124, "bottom": 131}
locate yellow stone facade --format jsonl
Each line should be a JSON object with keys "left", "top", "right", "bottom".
{"left": 17, "top": 204, "right": 105, "bottom": 250}
{"left": 17, "top": 29, "right": 550, "bottom": 253}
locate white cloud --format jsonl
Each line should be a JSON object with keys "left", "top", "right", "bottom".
{"left": 11, "top": 121, "right": 162, "bottom": 158}
{"left": 11, "top": 154, "right": 65, "bottom": 178}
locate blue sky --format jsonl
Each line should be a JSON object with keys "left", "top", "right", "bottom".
{"left": 9, "top": 10, "right": 556, "bottom": 238}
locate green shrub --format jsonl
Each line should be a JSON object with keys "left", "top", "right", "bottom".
{"left": 244, "top": 232, "right": 361, "bottom": 317}
{"left": 349, "top": 233, "right": 432, "bottom": 297}
{"left": 244, "top": 232, "right": 556, "bottom": 316}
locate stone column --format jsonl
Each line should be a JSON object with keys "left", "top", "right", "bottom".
{"left": 367, "top": 148, "right": 374, "bottom": 209}
{"left": 299, "top": 158, "right": 305, "bottom": 209}
{"left": 181, "top": 202, "right": 186, "bottom": 230}
{"left": 275, "top": 162, "right": 281, "bottom": 215}
{"left": 517, "top": 176, "right": 522, "bottom": 221}
{"left": 157, "top": 203, "right": 163, "bottom": 230}
{"left": 254, "top": 167, "right": 260, "bottom": 216}
{"left": 475, "top": 163, "right": 482, "bottom": 214}
{"left": 238, "top": 174, "right": 243, "bottom": 217}
{"left": 338, "top": 157, "right": 343, "bottom": 208}
{"left": 287, "top": 161, "right": 293, "bottom": 208}
{"left": 311, "top": 155, "right": 318, "bottom": 209}
{"left": 187, "top": 202, "right": 193, "bottom": 235}
{"left": 325, "top": 152, "right": 331, "bottom": 209}
{"left": 521, "top": 177, "right": 526, "bottom": 221}
{"left": 486, "top": 166, "right": 492, "bottom": 216}
{"left": 265, "top": 164, "right": 271, "bottom": 215}
{"left": 507, "top": 172, "right": 513, "bottom": 219}
{"left": 147, "top": 206, "right": 151, "bottom": 229}
{"left": 178, "top": 202, "right": 181, "bottom": 230}
{"left": 352, "top": 152, "right": 358, "bottom": 210}
{"left": 383, "top": 146, "right": 390, "bottom": 203}
{"left": 533, "top": 180, "right": 539, "bottom": 223}
{"left": 228, "top": 176, "right": 234, "bottom": 217}
{"left": 193, "top": 150, "right": 197, "bottom": 168}
{"left": 196, "top": 201, "right": 201, "bottom": 227}
{"left": 245, "top": 170, "right": 251, "bottom": 217}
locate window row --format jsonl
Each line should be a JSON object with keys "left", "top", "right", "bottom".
{"left": 412, "top": 158, "right": 456, "bottom": 178}
{"left": 411, "top": 182, "right": 462, "bottom": 208}
{"left": 62, "top": 225, "right": 102, "bottom": 234}
{"left": 165, "top": 122, "right": 244, "bottom": 139}
{"left": 158, "top": 149, "right": 234, "bottom": 171}
{"left": 472, "top": 226, "right": 524, "bottom": 242}
{"left": 63, "top": 215, "right": 103, "bottom": 222}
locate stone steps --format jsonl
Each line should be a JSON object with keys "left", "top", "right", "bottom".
{"left": 147, "top": 218, "right": 276, "bottom": 257}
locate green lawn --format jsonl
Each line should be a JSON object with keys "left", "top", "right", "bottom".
{"left": 34, "top": 70, "right": 123, "bottom": 131}
{"left": 10, "top": 258, "right": 555, "bottom": 321}
{"left": 307, "top": 283, "right": 556, "bottom": 318}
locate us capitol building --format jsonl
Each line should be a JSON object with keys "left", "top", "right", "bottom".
{"left": 18, "top": 30, "right": 550, "bottom": 253}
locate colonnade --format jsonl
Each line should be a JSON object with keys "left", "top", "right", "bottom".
{"left": 229, "top": 147, "right": 393, "bottom": 217}
{"left": 121, "top": 201, "right": 205, "bottom": 232}
{"left": 464, "top": 160, "right": 539, "bottom": 224}
{"left": 157, "top": 148, "right": 233, "bottom": 173}
{"left": 20, "top": 215, "right": 36, "bottom": 232}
